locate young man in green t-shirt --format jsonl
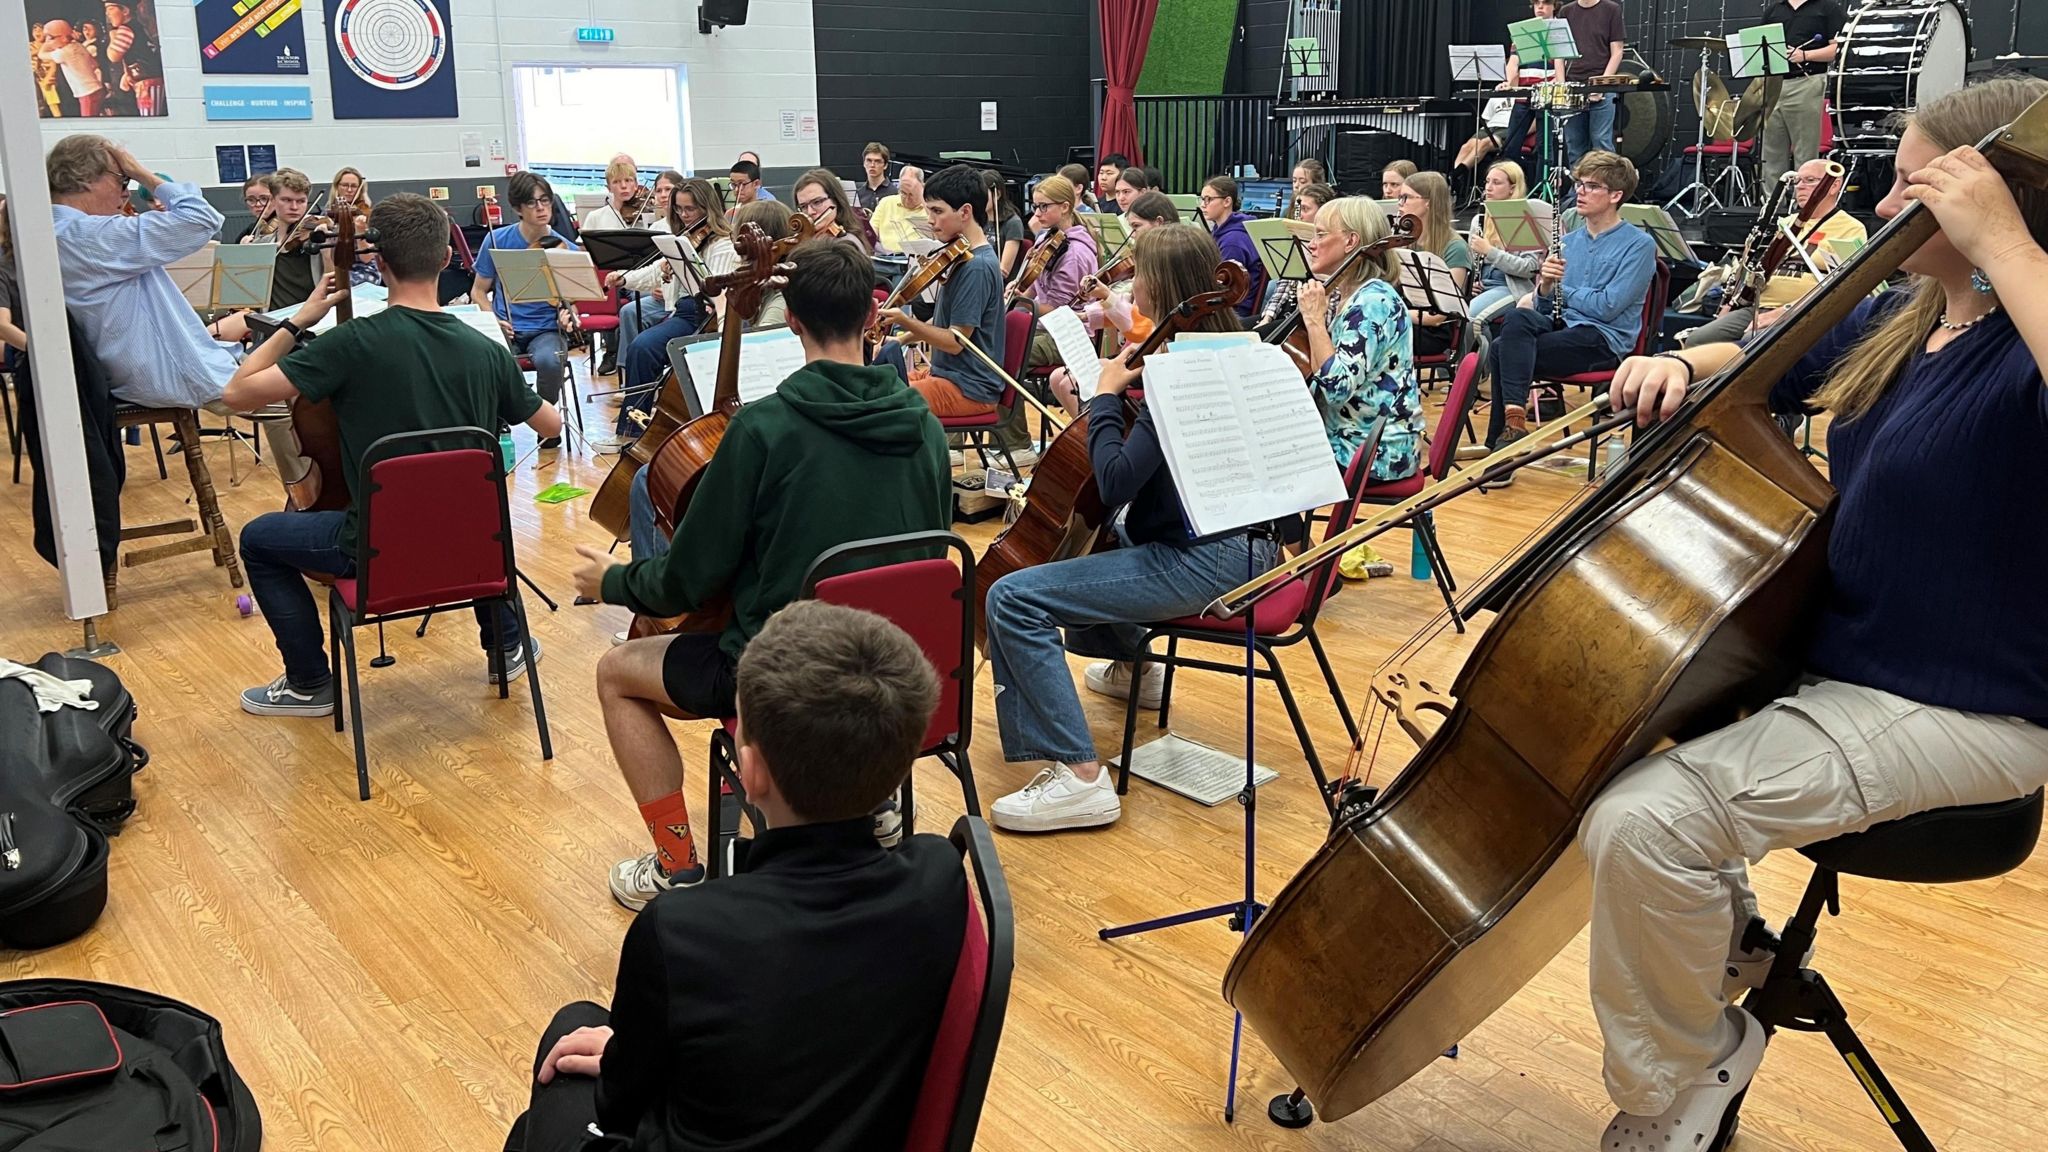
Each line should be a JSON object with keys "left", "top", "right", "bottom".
{"left": 223, "top": 193, "right": 563, "bottom": 718}
{"left": 570, "top": 239, "right": 951, "bottom": 910}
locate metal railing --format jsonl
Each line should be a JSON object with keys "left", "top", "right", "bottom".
{"left": 1134, "top": 94, "right": 1282, "bottom": 195}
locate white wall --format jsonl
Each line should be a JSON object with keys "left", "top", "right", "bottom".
{"left": 31, "top": 0, "right": 819, "bottom": 186}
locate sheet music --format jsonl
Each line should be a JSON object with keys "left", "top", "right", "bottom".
{"left": 1037, "top": 307, "right": 1102, "bottom": 400}
{"left": 652, "top": 232, "right": 709, "bottom": 294}
{"left": 1398, "top": 249, "right": 1469, "bottom": 318}
{"left": 214, "top": 244, "right": 280, "bottom": 310}
{"left": 1141, "top": 342, "right": 1346, "bottom": 536}
{"left": 167, "top": 243, "right": 219, "bottom": 307}
{"left": 1484, "top": 198, "right": 1553, "bottom": 252}
{"left": 444, "top": 303, "right": 510, "bottom": 348}
{"left": 682, "top": 326, "right": 806, "bottom": 412}
{"left": 258, "top": 282, "right": 387, "bottom": 332}
{"left": 544, "top": 248, "right": 606, "bottom": 302}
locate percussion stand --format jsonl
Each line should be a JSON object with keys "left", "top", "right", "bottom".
{"left": 1666, "top": 44, "right": 1725, "bottom": 217}
{"left": 1096, "top": 519, "right": 1283, "bottom": 1124}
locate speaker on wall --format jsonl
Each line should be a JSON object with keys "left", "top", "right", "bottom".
{"left": 699, "top": 0, "right": 749, "bottom": 31}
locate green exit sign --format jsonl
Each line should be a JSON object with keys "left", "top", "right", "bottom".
{"left": 575, "top": 26, "right": 615, "bottom": 43}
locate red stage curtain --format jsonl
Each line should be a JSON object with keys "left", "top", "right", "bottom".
{"left": 1098, "top": 0, "right": 1160, "bottom": 167}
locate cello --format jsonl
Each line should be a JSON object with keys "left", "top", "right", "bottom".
{"left": 968, "top": 262, "right": 1250, "bottom": 648}
{"left": 1217, "top": 93, "right": 2048, "bottom": 1122}
{"left": 625, "top": 216, "right": 812, "bottom": 639}
{"left": 277, "top": 205, "right": 362, "bottom": 512}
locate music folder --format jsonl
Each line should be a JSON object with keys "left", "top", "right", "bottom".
{"left": 169, "top": 241, "right": 278, "bottom": 311}
{"left": 1507, "top": 16, "right": 1578, "bottom": 64}
{"left": 1727, "top": 23, "right": 1789, "bottom": 79}
{"left": 579, "top": 227, "right": 666, "bottom": 273}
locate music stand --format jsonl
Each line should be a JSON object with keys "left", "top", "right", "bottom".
{"left": 1507, "top": 17, "right": 1579, "bottom": 202}
{"left": 492, "top": 246, "right": 606, "bottom": 466}
{"left": 1666, "top": 36, "right": 1733, "bottom": 218}
{"left": 169, "top": 241, "right": 278, "bottom": 312}
{"left": 1483, "top": 197, "right": 1553, "bottom": 253}
{"left": 1244, "top": 217, "right": 1314, "bottom": 283}
{"left": 1620, "top": 203, "right": 1700, "bottom": 263}
{"left": 578, "top": 227, "right": 664, "bottom": 273}
{"left": 1449, "top": 44, "right": 1508, "bottom": 157}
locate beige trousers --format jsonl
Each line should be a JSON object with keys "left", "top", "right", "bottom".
{"left": 1578, "top": 679, "right": 2048, "bottom": 1114}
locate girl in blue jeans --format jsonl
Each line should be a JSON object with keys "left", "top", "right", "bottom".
{"left": 983, "top": 223, "right": 1282, "bottom": 833}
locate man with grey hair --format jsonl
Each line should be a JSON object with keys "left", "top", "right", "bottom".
{"left": 1679, "top": 157, "right": 1864, "bottom": 347}
{"left": 869, "top": 165, "right": 933, "bottom": 255}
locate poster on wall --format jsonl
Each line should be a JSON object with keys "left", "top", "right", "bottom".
{"left": 196, "top": 0, "right": 308, "bottom": 75}
{"left": 322, "top": 0, "right": 457, "bottom": 119}
{"left": 27, "top": 0, "right": 167, "bottom": 118}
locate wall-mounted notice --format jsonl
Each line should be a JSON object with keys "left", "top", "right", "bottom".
{"left": 196, "top": 0, "right": 309, "bottom": 74}
{"left": 248, "top": 143, "right": 279, "bottom": 173}
{"left": 981, "top": 101, "right": 998, "bottom": 131}
{"left": 216, "top": 144, "right": 249, "bottom": 184}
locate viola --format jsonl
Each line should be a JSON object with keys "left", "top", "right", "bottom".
{"left": 969, "top": 261, "right": 1251, "bottom": 649}
{"left": 627, "top": 215, "right": 815, "bottom": 638}
{"left": 1219, "top": 93, "right": 2048, "bottom": 1122}
{"left": 866, "top": 238, "right": 973, "bottom": 345}
{"left": 1265, "top": 214, "right": 1417, "bottom": 377}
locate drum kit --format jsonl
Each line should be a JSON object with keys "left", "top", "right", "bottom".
{"left": 1664, "top": 0, "right": 1970, "bottom": 216}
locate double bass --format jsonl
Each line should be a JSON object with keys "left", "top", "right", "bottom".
{"left": 1218, "top": 93, "right": 2048, "bottom": 1121}
{"left": 626, "top": 216, "right": 812, "bottom": 638}
{"left": 969, "top": 262, "right": 1250, "bottom": 647}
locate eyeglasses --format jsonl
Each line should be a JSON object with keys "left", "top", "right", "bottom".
{"left": 798, "top": 196, "right": 833, "bottom": 213}
{"left": 1199, "top": 194, "right": 1228, "bottom": 204}
{"left": 1031, "top": 201, "right": 1058, "bottom": 213}
{"left": 1396, "top": 191, "right": 1423, "bottom": 203}
{"left": 732, "top": 176, "right": 756, "bottom": 188}
{"left": 1575, "top": 179, "right": 1613, "bottom": 195}
{"left": 1793, "top": 176, "right": 1825, "bottom": 186}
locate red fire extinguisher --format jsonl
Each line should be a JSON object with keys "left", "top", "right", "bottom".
{"left": 482, "top": 189, "right": 502, "bottom": 227}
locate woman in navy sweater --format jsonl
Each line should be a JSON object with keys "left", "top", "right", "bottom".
{"left": 982, "top": 223, "right": 1275, "bottom": 834}
{"left": 1585, "top": 77, "right": 2048, "bottom": 1149}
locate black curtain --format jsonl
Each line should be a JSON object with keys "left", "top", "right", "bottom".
{"left": 1339, "top": 0, "right": 1474, "bottom": 97}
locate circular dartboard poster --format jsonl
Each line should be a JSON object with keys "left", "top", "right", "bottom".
{"left": 332, "top": 0, "right": 446, "bottom": 90}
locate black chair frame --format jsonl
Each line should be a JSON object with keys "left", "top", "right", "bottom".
{"left": 328, "top": 426, "right": 553, "bottom": 800}
{"left": 940, "top": 814, "right": 1014, "bottom": 1152}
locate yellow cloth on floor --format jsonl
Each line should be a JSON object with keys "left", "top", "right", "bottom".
{"left": 1338, "top": 543, "right": 1388, "bottom": 581}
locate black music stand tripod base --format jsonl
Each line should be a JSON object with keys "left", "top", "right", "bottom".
{"left": 1095, "top": 522, "right": 1281, "bottom": 1124}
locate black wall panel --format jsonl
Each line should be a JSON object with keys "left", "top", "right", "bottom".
{"left": 812, "top": 0, "right": 1093, "bottom": 175}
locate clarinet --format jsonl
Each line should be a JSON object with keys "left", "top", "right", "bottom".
{"left": 1548, "top": 211, "right": 1565, "bottom": 325}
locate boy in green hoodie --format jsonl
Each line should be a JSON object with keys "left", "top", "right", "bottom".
{"left": 572, "top": 240, "right": 952, "bottom": 910}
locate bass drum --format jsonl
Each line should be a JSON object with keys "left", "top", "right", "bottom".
{"left": 1832, "top": 0, "right": 1971, "bottom": 155}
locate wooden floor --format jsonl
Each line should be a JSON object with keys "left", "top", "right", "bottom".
{"left": 2, "top": 375, "right": 2043, "bottom": 1152}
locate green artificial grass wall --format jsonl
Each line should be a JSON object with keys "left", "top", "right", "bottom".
{"left": 1137, "top": 0, "right": 1236, "bottom": 95}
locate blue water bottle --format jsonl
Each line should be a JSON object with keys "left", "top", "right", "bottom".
{"left": 499, "top": 432, "right": 516, "bottom": 472}
{"left": 1410, "top": 514, "right": 1434, "bottom": 581}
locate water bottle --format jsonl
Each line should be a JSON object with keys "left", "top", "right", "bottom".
{"left": 499, "top": 432, "right": 516, "bottom": 472}
{"left": 1410, "top": 515, "right": 1434, "bottom": 581}
{"left": 1603, "top": 433, "right": 1627, "bottom": 477}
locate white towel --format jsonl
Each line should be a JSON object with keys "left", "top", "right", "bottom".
{"left": 0, "top": 659, "right": 99, "bottom": 713}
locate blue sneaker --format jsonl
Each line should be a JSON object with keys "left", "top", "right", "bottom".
{"left": 241, "top": 675, "right": 335, "bottom": 717}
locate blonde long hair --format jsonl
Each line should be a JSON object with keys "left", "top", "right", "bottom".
{"left": 1816, "top": 77, "right": 2048, "bottom": 419}
{"left": 1404, "top": 171, "right": 1458, "bottom": 260}
{"left": 1481, "top": 161, "right": 1529, "bottom": 245}
{"left": 1317, "top": 197, "right": 1401, "bottom": 304}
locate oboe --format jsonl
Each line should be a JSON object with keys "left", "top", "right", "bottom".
{"left": 1547, "top": 210, "right": 1565, "bottom": 325}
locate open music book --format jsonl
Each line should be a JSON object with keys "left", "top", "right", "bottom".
{"left": 1140, "top": 341, "right": 1346, "bottom": 537}
{"left": 443, "top": 303, "right": 510, "bottom": 348}
{"left": 682, "top": 326, "right": 806, "bottom": 412}
{"left": 1037, "top": 307, "right": 1102, "bottom": 400}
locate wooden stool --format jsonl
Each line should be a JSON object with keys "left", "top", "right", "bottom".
{"left": 110, "top": 405, "right": 244, "bottom": 602}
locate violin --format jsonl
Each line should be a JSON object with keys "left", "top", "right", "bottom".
{"left": 969, "top": 261, "right": 1251, "bottom": 649}
{"left": 623, "top": 215, "right": 815, "bottom": 638}
{"left": 1219, "top": 92, "right": 2048, "bottom": 1122}
{"left": 1077, "top": 248, "right": 1135, "bottom": 298}
{"left": 1010, "top": 227, "right": 1069, "bottom": 298}
{"left": 1266, "top": 215, "right": 1418, "bottom": 377}
{"left": 278, "top": 207, "right": 361, "bottom": 513}
{"left": 276, "top": 191, "right": 333, "bottom": 253}
{"left": 866, "top": 238, "right": 973, "bottom": 345}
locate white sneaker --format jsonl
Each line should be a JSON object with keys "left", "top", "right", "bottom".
{"left": 1602, "top": 1006, "right": 1765, "bottom": 1152}
{"left": 949, "top": 450, "right": 966, "bottom": 468}
{"left": 1004, "top": 445, "right": 1041, "bottom": 469}
{"left": 990, "top": 764, "right": 1121, "bottom": 833}
{"left": 608, "top": 851, "right": 704, "bottom": 912}
{"left": 1085, "top": 661, "right": 1164, "bottom": 710}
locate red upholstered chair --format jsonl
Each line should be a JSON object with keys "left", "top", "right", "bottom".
{"left": 573, "top": 284, "right": 624, "bottom": 370}
{"left": 1356, "top": 352, "right": 1485, "bottom": 630}
{"left": 902, "top": 815, "right": 1014, "bottom": 1152}
{"left": 1109, "top": 419, "right": 1387, "bottom": 811}
{"left": 327, "top": 427, "right": 552, "bottom": 800}
{"left": 1532, "top": 258, "right": 1669, "bottom": 480}
{"left": 702, "top": 531, "right": 979, "bottom": 879}
{"left": 940, "top": 307, "right": 1033, "bottom": 478}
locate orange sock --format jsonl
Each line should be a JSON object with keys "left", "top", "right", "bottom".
{"left": 638, "top": 792, "right": 699, "bottom": 874}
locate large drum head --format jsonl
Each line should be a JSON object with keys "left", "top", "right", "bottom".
{"left": 1920, "top": 4, "right": 1969, "bottom": 105}
{"left": 1833, "top": 0, "right": 1973, "bottom": 155}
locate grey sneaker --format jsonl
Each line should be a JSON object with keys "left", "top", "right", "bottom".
{"left": 487, "top": 636, "right": 542, "bottom": 685}
{"left": 872, "top": 788, "right": 909, "bottom": 848}
{"left": 609, "top": 851, "right": 705, "bottom": 912}
{"left": 240, "top": 674, "right": 336, "bottom": 717}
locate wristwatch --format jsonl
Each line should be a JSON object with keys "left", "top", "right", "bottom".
{"left": 276, "top": 319, "right": 304, "bottom": 342}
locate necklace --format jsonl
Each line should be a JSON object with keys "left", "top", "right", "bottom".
{"left": 1937, "top": 304, "right": 2000, "bottom": 332}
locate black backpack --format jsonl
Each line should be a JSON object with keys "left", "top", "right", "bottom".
{"left": 0, "top": 654, "right": 147, "bottom": 950}
{"left": 0, "top": 980, "right": 261, "bottom": 1152}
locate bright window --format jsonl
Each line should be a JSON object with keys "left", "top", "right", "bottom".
{"left": 513, "top": 65, "right": 689, "bottom": 175}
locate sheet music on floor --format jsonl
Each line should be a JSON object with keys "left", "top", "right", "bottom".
{"left": 1037, "top": 307, "right": 1101, "bottom": 399}
{"left": 682, "top": 326, "right": 805, "bottom": 411}
{"left": 1140, "top": 341, "right": 1346, "bottom": 537}
{"left": 1110, "top": 732, "right": 1277, "bottom": 806}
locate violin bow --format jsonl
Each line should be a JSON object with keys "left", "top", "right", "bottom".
{"left": 955, "top": 334, "right": 1075, "bottom": 429}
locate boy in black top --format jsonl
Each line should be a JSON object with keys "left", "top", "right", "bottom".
{"left": 505, "top": 601, "right": 969, "bottom": 1152}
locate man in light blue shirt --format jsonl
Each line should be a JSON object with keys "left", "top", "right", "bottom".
{"left": 48, "top": 134, "right": 301, "bottom": 475}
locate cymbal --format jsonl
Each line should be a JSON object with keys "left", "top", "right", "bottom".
{"left": 1670, "top": 35, "right": 1728, "bottom": 50}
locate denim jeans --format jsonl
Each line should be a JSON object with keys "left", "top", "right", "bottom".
{"left": 616, "top": 294, "right": 663, "bottom": 355}
{"left": 617, "top": 301, "right": 703, "bottom": 435}
{"left": 509, "top": 329, "right": 567, "bottom": 404}
{"left": 984, "top": 530, "right": 1280, "bottom": 765}
{"left": 1564, "top": 93, "right": 1618, "bottom": 166}
{"left": 874, "top": 340, "right": 909, "bottom": 383}
{"left": 628, "top": 464, "right": 671, "bottom": 561}
{"left": 240, "top": 510, "right": 526, "bottom": 690}
{"left": 1485, "top": 306, "right": 1618, "bottom": 445}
